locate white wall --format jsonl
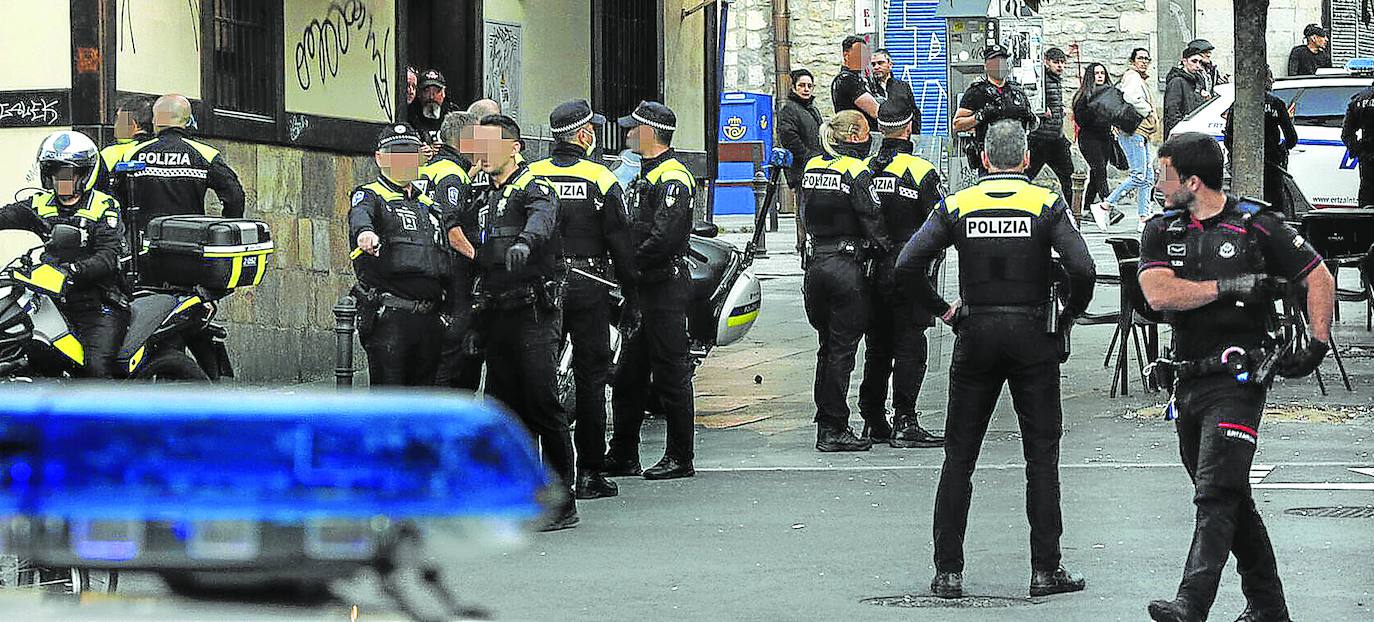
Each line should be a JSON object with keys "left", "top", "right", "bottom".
{"left": 1179, "top": 0, "right": 1322, "bottom": 79}
{"left": 482, "top": 0, "right": 592, "bottom": 134}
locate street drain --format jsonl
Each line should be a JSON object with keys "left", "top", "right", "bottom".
{"left": 862, "top": 594, "right": 1040, "bottom": 608}
{"left": 1285, "top": 506, "right": 1374, "bottom": 519}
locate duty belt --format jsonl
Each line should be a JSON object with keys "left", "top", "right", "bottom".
{"left": 379, "top": 293, "right": 437, "bottom": 314}
{"left": 810, "top": 238, "right": 864, "bottom": 256}
{"left": 1172, "top": 347, "right": 1267, "bottom": 381}
{"left": 565, "top": 256, "right": 608, "bottom": 272}
{"left": 963, "top": 304, "right": 1045, "bottom": 316}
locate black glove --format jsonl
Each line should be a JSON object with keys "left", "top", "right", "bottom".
{"left": 618, "top": 307, "right": 642, "bottom": 342}
{"left": 505, "top": 242, "right": 530, "bottom": 271}
{"left": 1276, "top": 339, "right": 1329, "bottom": 378}
{"left": 1217, "top": 274, "right": 1280, "bottom": 306}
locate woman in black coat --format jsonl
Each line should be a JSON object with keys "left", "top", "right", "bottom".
{"left": 776, "top": 69, "right": 824, "bottom": 190}
{"left": 1072, "top": 63, "right": 1116, "bottom": 214}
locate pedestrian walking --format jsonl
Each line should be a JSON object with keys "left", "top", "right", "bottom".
{"left": 1092, "top": 48, "right": 1159, "bottom": 233}
{"left": 1163, "top": 46, "right": 1211, "bottom": 137}
{"left": 1027, "top": 47, "right": 1077, "bottom": 200}
{"left": 1141, "top": 132, "right": 1335, "bottom": 622}
{"left": 1073, "top": 63, "right": 1119, "bottom": 221}
{"left": 896, "top": 120, "right": 1096, "bottom": 600}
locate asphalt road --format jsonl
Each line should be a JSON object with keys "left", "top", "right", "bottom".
{"left": 20, "top": 214, "right": 1374, "bottom": 621}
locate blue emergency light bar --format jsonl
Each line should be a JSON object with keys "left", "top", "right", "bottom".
{"left": 111, "top": 161, "right": 145, "bottom": 173}
{"left": 1346, "top": 58, "right": 1374, "bottom": 75}
{"left": 0, "top": 387, "right": 548, "bottom": 523}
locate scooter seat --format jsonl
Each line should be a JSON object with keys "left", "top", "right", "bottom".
{"left": 118, "top": 293, "right": 181, "bottom": 360}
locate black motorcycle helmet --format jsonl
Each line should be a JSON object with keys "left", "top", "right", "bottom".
{"left": 36, "top": 130, "right": 99, "bottom": 195}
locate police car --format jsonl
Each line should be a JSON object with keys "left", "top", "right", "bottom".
{"left": 1168, "top": 59, "right": 1374, "bottom": 208}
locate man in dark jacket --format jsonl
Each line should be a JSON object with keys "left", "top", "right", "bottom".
{"left": 123, "top": 94, "right": 245, "bottom": 231}
{"left": 777, "top": 68, "right": 824, "bottom": 255}
{"left": 1288, "top": 24, "right": 1331, "bottom": 77}
{"left": 1163, "top": 47, "right": 1211, "bottom": 137}
{"left": 1027, "top": 47, "right": 1076, "bottom": 198}
{"left": 869, "top": 49, "right": 919, "bottom": 133}
{"left": 408, "top": 68, "right": 461, "bottom": 139}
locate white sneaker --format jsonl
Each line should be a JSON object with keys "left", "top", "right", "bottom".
{"left": 1090, "top": 202, "right": 1112, "bottom": 232}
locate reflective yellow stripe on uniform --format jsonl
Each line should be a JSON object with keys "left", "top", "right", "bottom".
{"left": 52, "top": 333, "right": 85, "bottom": 365}
{"left": 420, "top": 159, "right": 471, "bottom": 185}
{"left": 645, "top": 158, "right": 697, "bottom": 189}
{"left": 527, "top": 159, "right": 620, "bottom": 194}
{"left": 948, "top": 179, "right": 1056, "bottom": 218}
{"left": 877, "top": 153, "right": 936, "bottom": 182}
{"left": 128, "top": 345, "right": 146, "bottom": 373}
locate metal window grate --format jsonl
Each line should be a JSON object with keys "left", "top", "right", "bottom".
{"left": 597, "top": 0, "right": 660, "bottom": 153}
{"left": 212, "top": 0, "right": 273, "bottom": 119}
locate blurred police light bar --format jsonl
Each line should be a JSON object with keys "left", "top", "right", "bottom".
{"left": 1345, "top": 58, "right": 1374, "bottom": 75}
{"left": 0, "top": 386, "right": 548, "bottom": 566}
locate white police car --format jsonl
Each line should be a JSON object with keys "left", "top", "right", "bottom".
{"left": 1168, "top": 60, "right": 1374, "bottom": 208}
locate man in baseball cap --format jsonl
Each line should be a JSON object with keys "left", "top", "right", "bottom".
{"left": 408, "top": 68, "right": 458, "bottom": 136}
{"left": 1289, "top": 24, "right": 1331, "bottom": 76}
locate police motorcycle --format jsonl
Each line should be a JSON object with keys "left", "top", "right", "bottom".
{"left": 553, "top": 151, "right": 781, "bottom": 411}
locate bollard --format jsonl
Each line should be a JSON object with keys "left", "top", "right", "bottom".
{"left": 334, "top": 294, "right": 358, "bottom": 388}
{"left": 752, "top": 170, "right": 769, "bottom": 256}
{"left": 1070, "top": 171, "right": 1088, "bottom": 227}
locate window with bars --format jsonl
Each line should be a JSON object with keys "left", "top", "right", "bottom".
{"left": 211, "top": 0, "right": 274, "bottom": 119}
{"left": 595, "top": 0, "right": 661, "bottom": 153}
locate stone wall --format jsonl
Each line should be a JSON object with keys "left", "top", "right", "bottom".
{"left": 724, "top": 0, "right": 777, "bottom": 94}
{"left": 200, "top": 139, "right": 371, "bottom": 384}
{"left": 789, "top": 0, "right": 865, "bottom": 118}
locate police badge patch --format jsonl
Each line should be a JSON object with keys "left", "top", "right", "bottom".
{"left": 447, "top": 187, "right": 460, "bottom": 207}
{"left": 351, "top": 191, "right": 366, "bottom": 207}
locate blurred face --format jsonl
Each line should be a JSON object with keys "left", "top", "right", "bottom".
{"left": 986, "top": 57, "right": 1010, "bottom": 81}
{"left": 1199, "top": 50, "right": 1213, "bottom": 64}
{"left": 626, "top": 124, "right": 656, "bottom": 155}
{"left": 1093, "top": 66, "right": 1107, "bottom": 85}
{"left": 792, "top": 75, "right": 814, "bottom": 98}
{"left": 114, "top": 110, "right": 137, "bottom": 140}
{"left": 458, "top": 125, "right": 480, "bottom": 158}
{"left": 475, "top": 125, "right": 519, "bottom": 173}
{"left": 1183, "top": 55, "right": 1204, "bottom": 74}
{"left": 53, "top": 167, "right": 80, "bottom": 198}
{"left": 844, "top": 41, "right": 869, "bottom": 69}
{"left": 1045, "top": 58, "right": 1065, "bottom": 76}
{"left": 375, "top": 147, "right": 421, "bottom": 183}
{"left": 870, "top": 54, "right": 892, "bottom": 79}
{"left": 1155, "top": 157, "right": 1197, "bottom": 210}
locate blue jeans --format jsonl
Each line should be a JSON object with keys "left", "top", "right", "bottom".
{"left": 1106, "top": 133, "right": 1155, "bottom": 218}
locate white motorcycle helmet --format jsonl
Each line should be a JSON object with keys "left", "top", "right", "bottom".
{"left": 36, "top": 130, "right": 99, "bottom": 195}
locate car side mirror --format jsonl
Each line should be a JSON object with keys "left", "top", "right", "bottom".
{"left": 47, "top": 224, "right": 84, "bottom": 251}
{"left": 692, "top": 221, "right": 719, "bottom": 238}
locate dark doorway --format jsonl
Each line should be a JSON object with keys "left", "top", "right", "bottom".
{"left": 405, "top": 0, "right": 482, "bottom": 108}
{"left": 593, "top": 0, "right": 663, "bottom": 152}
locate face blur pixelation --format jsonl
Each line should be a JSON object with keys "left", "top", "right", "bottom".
{"left": 377, "top": 146, "right": 421, "bottom": 183}
{"left": 1154, "top": 157, "right": 1194, "bottom": 210}
{"left": 986, "top": 57, "right": 1010, "bottom": 81}
{"left": 53, "top": 167, "right": 79, "bottom": 197}
{"left": 474, "top": 125, "right": 516, "bottom": 173}
{"left": 114, "top": 111, "right": 137, "bottom": 140}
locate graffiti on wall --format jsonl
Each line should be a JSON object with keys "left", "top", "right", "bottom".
{"left": 286, "top": 0, "right": 395, "bottom": 123}
{"left": 484, "top": 21, "right": 522, "bottom": 122}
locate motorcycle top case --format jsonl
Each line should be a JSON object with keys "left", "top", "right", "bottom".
{"left": 143, "top": 216, "right": 274, "bottom": 291}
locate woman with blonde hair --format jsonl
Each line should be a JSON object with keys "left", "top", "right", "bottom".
{"left": 798, "top": 110, "right": 892, "bottom": 452}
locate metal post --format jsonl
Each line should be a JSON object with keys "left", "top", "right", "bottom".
{"left": 1070, "top": 171, "right": 1088, "bottom": 227}
{"left": 334, "top": 295, "right": 358, "bottom": 388}
{"left": 752, "top": 170, "right": 769, "bottom": 256}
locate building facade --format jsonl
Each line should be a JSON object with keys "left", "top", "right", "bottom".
{"left": 0, "top": 0, "right": 711, "bottom": 382}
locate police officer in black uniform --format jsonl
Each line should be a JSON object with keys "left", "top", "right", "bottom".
{"left": 604, "top": 101, "right": 698, "bottom": 480}
{"left": 1224, "top": 66, "right": 1298, "bottom": 213}
{"left": 953, "top": 45, "right": 1037, "bottom": 175}
{"left": 348, "top": 124, "right": 447, "bottom": 387}
{"left": 896, "top": 120, "right": 1095, "bottom": 600}
{"left": 463, "top": 114, "right": 579, "bottom": 530}
{"left": 1141, "top": 133, "right": 1335, "bottom": 622}
{"left": 420, "top": 111, "right": 481, "bottom": 389}
{"left": 529, "top": 99, "right": 639, "bottom": 499}
{"left": 858, "top": 99, "right": 944, "bottom": 448}
{"left": 123, "top": 94, "right": 245, "bottom": 230}
{"left": 1340, "top": 78, "right": 1374, "bottom": 208}
{"left": 798, "top": 109, "right": 890, "bottom": 452}
{"left": 0, "top": 131, "right": 127, "bottom": 378}
{"left": 832, "top": 35, "right": 881, "bottom": 141}
{"left": 92, "top": 94, "right": 155, "bottom": 195}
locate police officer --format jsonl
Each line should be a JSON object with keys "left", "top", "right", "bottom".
{"left": 896, "top": 120, "right": 1095, "bottom": 600}
{"left": 529, "top": 100, "right": 640, "bottom": 499}
{"left": 0, "top": 131, "right": 127, "bottom": 377}
{"left": 122, "top": 95, "right": 244, "bottom": 231}
{"left": 462, "top": 114, "right": 579, "bottom": 530}
{"left": 798, "top": 109, "right": 890, "bottom": 452}
{"left": 953, "top": 45, "right": 1037, "bottom": 175}
{"left": 420, "top": 111, "right": 480, "bottom": 389}
{"left": 858, "top": 100, "right": 944, "bottom": 448}
{"left": 92, "top": 94, "right": 155, "bottom": 195}
{"left": 1340, "top": 78, "right": 1374, "bottom": 208}
{"left": 1224, "top": 66, "right": 1298, "bottom": 212}
{"left": 348, "top": 124, "right": 447, "bottom": 387}
{"left": 604, "top": 101, "right": 698, "bottom": 480}
{"left": 1141, "top": 133, "right": 1335, "bottom": 622}
{"left": 832, "top": 35, "right": 881, "bottom": 141}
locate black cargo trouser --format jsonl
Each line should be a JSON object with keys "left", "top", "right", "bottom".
{"left": 933, "top": 313, "right": 1064, "bottom": 573}
{"left": 358, "top": 299, "right": 442, "bottom": 387}
{"left": 1361, "top": 158, "right": 1374, "bottom": 209}
{"left": 65, "top": 301, "right": 129, "bottom": 379}
{"left": 1077, "top": 133, "right": 1114, "bottom": 207}
{"left": 803, "top": 252, "right": 869, "bottom": 430}
{"left": 1028, "top": 135, "right": 1077, "bottom": 200}
{"left": 609, "top": 269, "right": 695, "bottom": 462}
{"left": 484, "top": 302, "right": 574, "bottom": 491}
{"left": 1171, "top": 375, "right": 1286, "bottom": 616}
{"left": 858, "top": 283, "right": 930, "bottom": 423}
{"left": 434, "top": 259, "right": 478, "bottom": 389}
{"left": 564, "top": 274, "right": 614, "bottom": 472}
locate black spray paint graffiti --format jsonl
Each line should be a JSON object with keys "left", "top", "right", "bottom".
{"left": 287, "top": 115, "right": 310, "bottom": 141}
{"left": 294, "top": 1, "right": 392, "bottom": 120}
{"left": 485, "top": 23, "right": 521, "bottom": 117}
{"left": 0, "top": 98, "right": 62, "bottom": 126}
{"left": 118, "top": 0, "right": 201, "bottom": 53}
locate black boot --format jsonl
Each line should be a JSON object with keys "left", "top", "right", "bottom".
{"left": 930, "top": 571, "right": 963, "bottom": 599}
{"left": 889, "top": 413, "right": 944, "bottom": 448}
{"left": 1234, "top": 604, "right": 1292, "bottom": 622}
{"left": 861, "top": 413, "right": 892, "bottom": 443}
{"left": 602, "top": 451, "right": 643, "bottom": 477}
{"left": 575, "top": 471, "right": 619, "bottom": 499}
{"left": 643, "top": 455, "right": 695, "bottom": 480}
{"left": 815, "top": 426, "right": 872, "bottom": 452}
{"left": 539, "top": 499, "right": 579, "bottom": 532}
{"left": 1148, "top": 598, "right": 1202, "bottom": 622}
{"left": 1029, "top": 565, "right": 1086, "bottom": 597}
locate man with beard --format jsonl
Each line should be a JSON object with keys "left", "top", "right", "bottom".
{"left": 408, "top": 68, "right": 460, "bottom": 140}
